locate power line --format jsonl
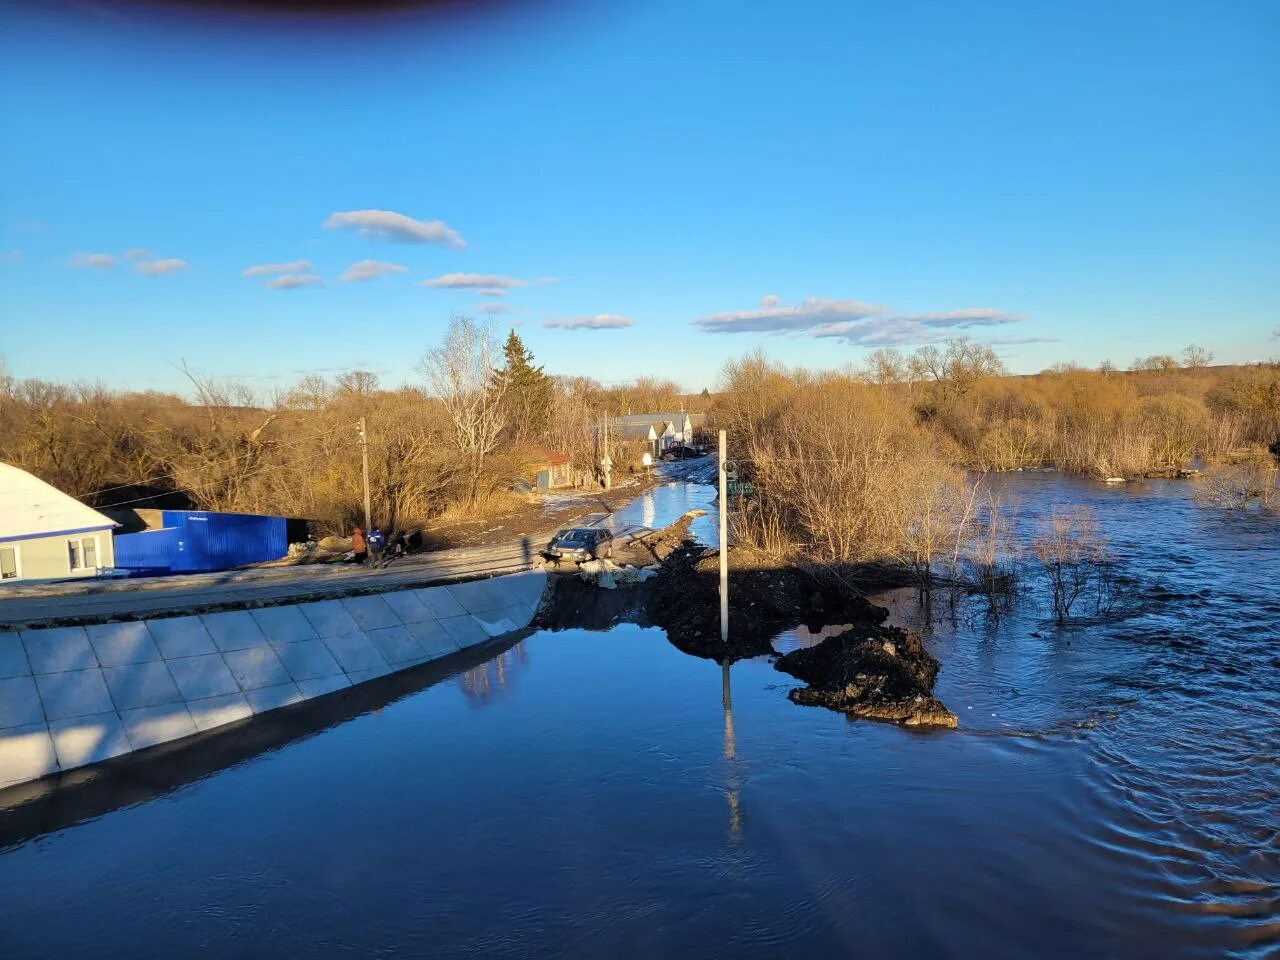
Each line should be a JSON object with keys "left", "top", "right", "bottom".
{"left": 94, "top": 443, "right": 345, "bottom": 511}
{"left": 76, "top": 422, "right": 350, "bottom": 502}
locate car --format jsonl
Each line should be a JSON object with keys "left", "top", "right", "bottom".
{"left": 661, "top": 445, "right": 702, "bottom": 461}
{"left": 544, "top": 526, "right": 613, "bottom": 564}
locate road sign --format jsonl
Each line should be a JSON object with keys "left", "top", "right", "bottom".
{"left": 641, "top": 453, "right": 653, "bottom": 467}
{"left": 727, "top": 480, "right": 754, "bottom": 496}
{"left": 723, "top": 459, "right": 738, "bottom": 481}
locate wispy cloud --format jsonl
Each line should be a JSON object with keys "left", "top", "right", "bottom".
{"left": 243, "top": 259, "right": 311, "bottom": 277}
{"left": 695, "top": 296, "right": 1027, "bottom": 346}
{"left": 809, "top": 310, "right": 1024, "bottom": 347}
{"left": 895, "top": 308, "right": 1024, "bottom": 329}
{"left": 325, "top": 209, "right": 464, "bottom": 248}
{"left": 69, "top": 251, "right": 116, "bottom": 270}
{"left": 478, "top": 303, "right": 514, "bottom": 314}
{"left": 340, "top": 259, "right": 407, "bottom": 283}
{"left": 694, "top": 296, "right": 885, "bottom": 334}
{"left": 420, "top": 272, "right": 527, "bottom": 290}
{"left": 134, "top": 257, "right": 189, "bottom": 276}
{"left": 269, "top": 274, "right": 324, "bottom": 290}
{"left": 543, "top": 314, "right": 634, "bottom": 330}
{"left": 0, "top": 249, "right": 21, "bottom": 263}
{"left": 124, "top": 247, "right": 151, "bottom": 261}
{"left": 538, "top": 276, "right": 560, "bottom": 285}
{"left": 474, "top": 288, "right": 507, "bottom": 297}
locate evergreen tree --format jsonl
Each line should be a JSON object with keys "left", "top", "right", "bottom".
{"left": 496, "top": 329, "right": 553, "bottom": 445}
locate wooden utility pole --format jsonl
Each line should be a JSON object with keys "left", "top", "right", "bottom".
{"left": 357, "top": 416, "right": 372, "bottom": 532}
{"left": 718, "top": 428, "right": 728, "bottom": 644}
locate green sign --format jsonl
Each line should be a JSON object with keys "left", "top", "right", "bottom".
{"left": 726, "top": 480, "right": 755, "bottom": 496}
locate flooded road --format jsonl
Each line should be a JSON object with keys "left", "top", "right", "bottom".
{"left": 0, "top": 471, "right": 1276, "bottom": 958}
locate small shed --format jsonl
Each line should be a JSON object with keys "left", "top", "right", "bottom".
{"left": 0, "top": 462, "right": 117, "bottom": 583}
{"left": 522, "top": 446, "right": 574, "bottom": 490}
{"left": 112, "top": 509, "right": 288, "bottom": 575}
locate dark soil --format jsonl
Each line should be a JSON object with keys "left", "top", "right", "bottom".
{"left": 774, "top": 627, "right": 958, "bottom": 728}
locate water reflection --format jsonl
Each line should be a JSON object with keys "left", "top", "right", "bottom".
{"left": 457, "top": 639, "right": 530, "bottom": 705}
{"left": 722, "top": 661, "right": 742, "bottom": 841}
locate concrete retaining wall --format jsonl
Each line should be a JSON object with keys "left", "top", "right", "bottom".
{"left": 0, "top": 571, "right": 545, "bottom": 790}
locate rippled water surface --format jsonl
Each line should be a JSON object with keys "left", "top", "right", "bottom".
{"left": 0, "top": 473, "right": 1276, "bottom": 958}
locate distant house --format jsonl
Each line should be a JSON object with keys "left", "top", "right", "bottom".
{"left": 0, "top": 462, "right": 117, "bottom": 583}
{"left": 610, "top": 412, "right": 704, "bottom": 452}
{"left": 609, "top": 419, "right": 672, "bottom": 459}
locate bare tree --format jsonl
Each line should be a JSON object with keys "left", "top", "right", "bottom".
{"left": 419, "top": 316, "right": 508, "bottom": 506}
{"left": 1033, "top": 507, "right": 1108, "bottom": 621}
{"left": 1182, "top": 344, "right": 1214, "bottom": 370}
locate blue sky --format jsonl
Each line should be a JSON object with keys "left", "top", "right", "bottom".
{"left": 2, "top": 0, "right": 1277, "bottom": 394}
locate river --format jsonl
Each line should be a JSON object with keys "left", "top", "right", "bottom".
{"left": 0, "top": 471, "right": 1276, "bottom": 958}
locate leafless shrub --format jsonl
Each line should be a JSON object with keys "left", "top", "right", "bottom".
{"left": 1196, "top": 462, "right": 1279, "bottom": 511}
{"left": 1032, "top": 507, "right": 1110, "bottom": 621}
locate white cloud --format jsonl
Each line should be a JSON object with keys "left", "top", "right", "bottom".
{"left": 897, "top": 308, "right": 1024, "bottom": 328}
{"left": 325, "top": 209, "right": 464, "bottom": 248}
{"left": 694, "top": 296, "right": 885, "bottom": 334}
{"left": 124, "top": 248, "right": 151, "bottom": 261}
{"left": 759, "top": 293, "right": 780, "bottom": 308}
{"left": 69, "top": 251, "right": 116, "bottom": 270}
{"left": 420, "top": 272, "right": 527, "bottom": 290}
{"left": 808, "top": 309, "right": 1025, "bottom": 347}
{"left": 543, "top": 314, "right": 634, "bottom": 330}
{"left": 474, "top": 288, "right": 507, "bottom": 297}
{"left": 243, "top": 259, "right": 312, "bottom": 277}
{"left": 340, "top": 259, "right": 407, "bottom": 283}
{"left": 478, "top": 303, "right": 514, "bottom": 314}
{"left": 538, "top": 276, "right": 560, "bottom": 285}
{"left": 134, "top": 257, "right": 189, "bottom": 276}
{"left": 269, "top": 274, "right": 324, "bottom": 290}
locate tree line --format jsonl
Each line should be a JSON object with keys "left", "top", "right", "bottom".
{"left": 0, "top": 318, "right": 687, "bottom": 535}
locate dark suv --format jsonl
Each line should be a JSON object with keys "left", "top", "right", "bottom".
{"left": 545, "top": 527, "right": 613, "bottom": 564}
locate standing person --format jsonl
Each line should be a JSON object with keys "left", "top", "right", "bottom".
{"left": 367, "top": 528, "right": 387, "bottom": 569}
{"left": 351, "top": 525, "right": 367, "bottom": 564}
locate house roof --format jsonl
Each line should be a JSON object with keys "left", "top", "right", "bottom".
{"left": 609, "top": 412, "right": 691, "bottom": 427}
{"left": 523, "top": 445, "right": 571, "bottom": 466}
{"left": 0, "top": 462, "right": 117, "bottom": 543}
{"left": 611, "top": 422, "right": 664, "bottom": 440}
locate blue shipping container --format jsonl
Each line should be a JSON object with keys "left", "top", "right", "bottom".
{"left": 114, "top": 511, "right": 288, "bottom": 575}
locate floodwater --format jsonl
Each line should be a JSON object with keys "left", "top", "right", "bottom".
{"left": 1, "top": 471, "right": 1277, "bottom": 958}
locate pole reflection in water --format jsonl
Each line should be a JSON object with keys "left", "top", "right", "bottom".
{"left": 722, "top": 660, "right": 742, "bottom": 841}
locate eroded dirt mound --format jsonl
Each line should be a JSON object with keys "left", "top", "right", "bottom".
{"left": 645, "top": 541, "right": 895, "bottom": 663}
{"left": 775, "top": 628, "right": 958, "bottom": 728}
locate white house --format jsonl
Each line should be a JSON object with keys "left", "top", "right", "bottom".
{"left": 0, "top": 462, "right": 117, "bottom": 583}
{"left": 610, "top": 412, "right": 701, "bottom": 450}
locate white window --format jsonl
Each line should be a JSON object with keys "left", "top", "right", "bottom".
{"left": 67, "top": 536, "right": 99, "bottom": 572}
{"left": 0, "top": 545, "right": 19, "bottom": 581}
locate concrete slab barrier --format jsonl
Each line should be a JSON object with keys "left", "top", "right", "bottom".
{"left": 0, "top": 571, "right": 546, "bottom": 791}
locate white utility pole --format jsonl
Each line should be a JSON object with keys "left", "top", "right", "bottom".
{"left": 601, "top": 412, "right": 613, "bottom": 490}
{"left": 357, "top": 416, "right": 372, "bottom": 532}
{"left": 718, "top": 428, "right": 728, "bottom": 644}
